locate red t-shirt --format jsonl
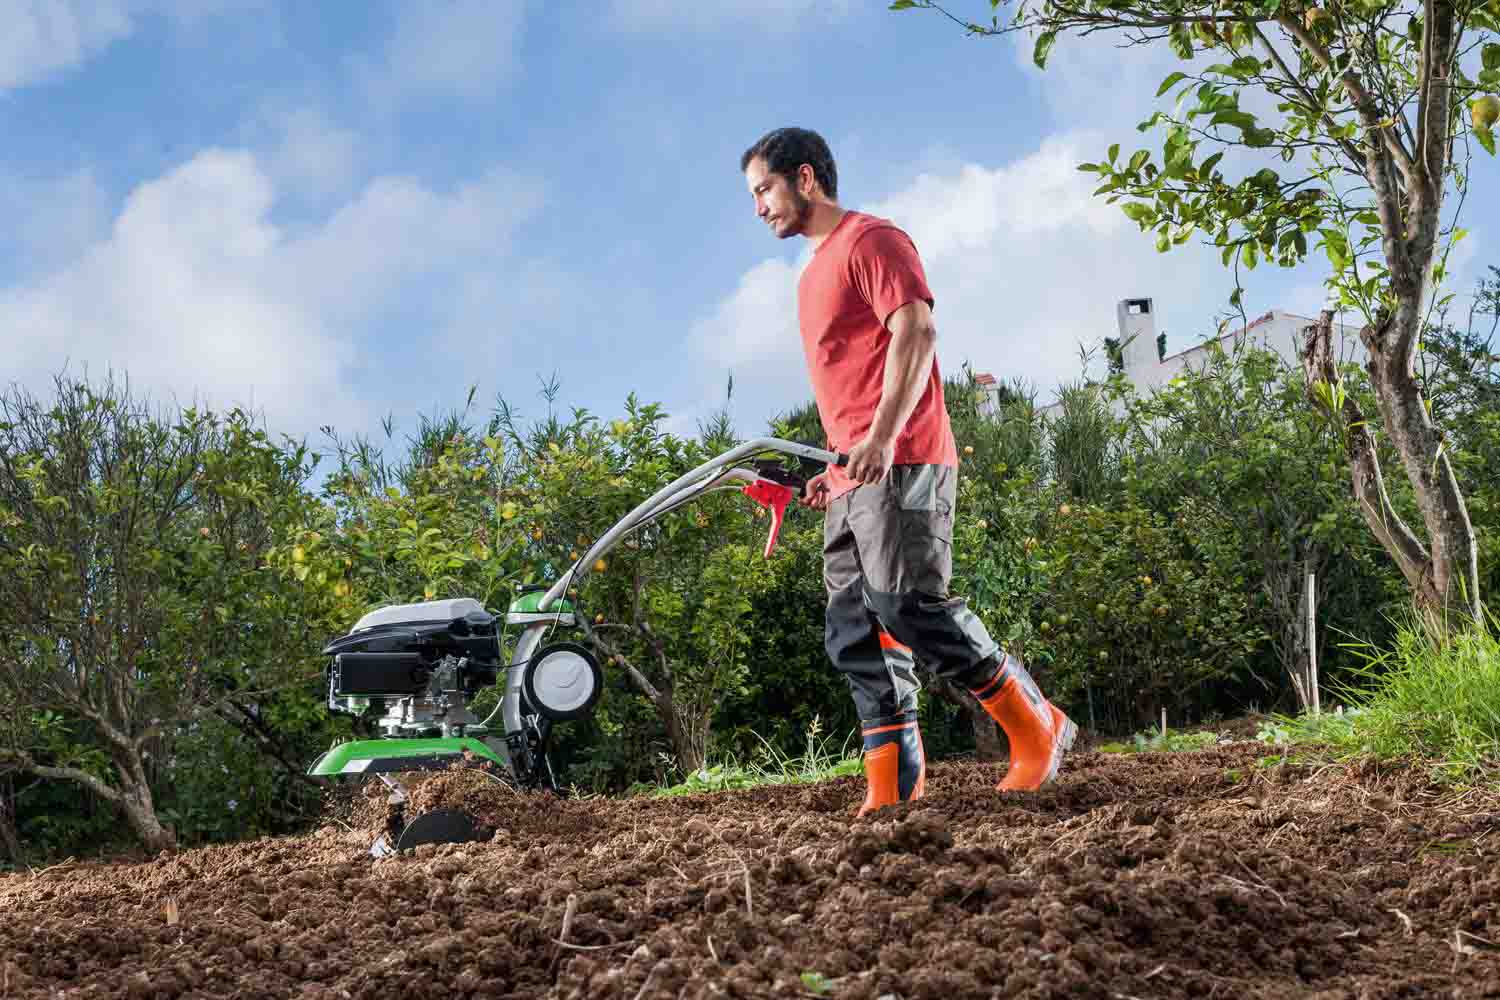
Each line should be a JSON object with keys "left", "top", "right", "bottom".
{"left": 797, "top": 211, "right": 958, "bottom": 499}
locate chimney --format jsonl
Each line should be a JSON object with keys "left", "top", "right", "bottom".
{"left": 1115, "top": 298, "right": 1158, "bottom": 372}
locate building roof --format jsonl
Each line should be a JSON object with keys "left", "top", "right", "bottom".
{"left": 1158, "top": 309, "right": 1352, "bottom": 365}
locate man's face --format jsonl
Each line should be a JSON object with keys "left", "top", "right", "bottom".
{"left": 745, "top": 157, "right": 810, "bottom": 240}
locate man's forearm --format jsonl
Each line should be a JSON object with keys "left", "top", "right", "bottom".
{"left": 868, "top": 320, "right": 937, "bottom": 446}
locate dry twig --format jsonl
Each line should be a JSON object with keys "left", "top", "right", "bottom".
{"left": 1389, "top": 908, "right": 1414, "bottom": 936}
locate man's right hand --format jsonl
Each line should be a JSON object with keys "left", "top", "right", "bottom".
{"left": 800, "top": 470, "right": 831, "bottom": 511}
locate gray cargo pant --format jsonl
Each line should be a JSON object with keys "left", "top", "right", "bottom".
{"left": 823, "top": 464, "right": 1002, "bottom": 723}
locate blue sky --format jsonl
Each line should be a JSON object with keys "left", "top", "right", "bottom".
{"left": 4, "top": 0, "right": 1497, "bottom": 461}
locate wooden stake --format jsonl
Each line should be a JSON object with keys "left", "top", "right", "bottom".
{"left": 1307, "top": 571, "right": 1320, "bottom": 716}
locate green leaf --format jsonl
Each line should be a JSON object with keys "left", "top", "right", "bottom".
{"left": 1478, "top": 126, "right": 1497, "bottom": 157}
{"left": 1156, "top": 71, "right": 1188, "bottom": 97}
{"left": 888, "top": 0, "right": 918, "bottom": 8}
{"left": 1169, "top": 21, "right": 1194, "bottom": 60}
{"left": 1033, "top": 30, "right": 1058, "bottom": 69}
{"left": 1108, "top": 143, "right": 1120, "bottom": 163}
{"left": 1210, "top": 109, "right": 1257, "bottom": 131}
{"left": 1121, "top": 202, "right": 1154, "bottom": 223}
{"left": 1483, "top": 43, "right": 1500, "bottom": 72}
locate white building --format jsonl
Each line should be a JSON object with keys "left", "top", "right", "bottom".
{"left": 1007, "top": 297, "right": 1368, "bottom": 422}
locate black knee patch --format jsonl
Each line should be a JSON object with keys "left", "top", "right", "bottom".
{"left": 862, "top": 585, "right": 1001, "bottom": 683}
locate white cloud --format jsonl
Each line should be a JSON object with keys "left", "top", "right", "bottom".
{"left": 0, "top": 167, "right": 111, "bottom": 274}
{"left": 2, "top": 149, "right": 547, "bottom": 437}
{"left": 363, "top": 0, "right": 527, "bottom": 104}
{"left": 0, "top": 0, "right": 262, "bottom": 92}
{"left": 0, "top": 0, "right": 132, "bottom": 91}
{"left": 689, "top": 133, "right": 1333, "bottom": 424}
{"left": 609, "top": 0, "right": 851, "bottom": 33}
{"left": 691, "top": 256, "right": 807, "bottom": 370}
{"left": 684, "top": 25, "right": 1353, "bottom": 426}
{"left": 258, "top": 106, "right": 360, "bottom": 198}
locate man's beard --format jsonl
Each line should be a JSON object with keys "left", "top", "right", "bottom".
{"left": 781, "top": 190, "right": 812, "bottom": 237}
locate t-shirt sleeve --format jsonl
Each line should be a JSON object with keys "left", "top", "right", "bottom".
{"left": 847, "top": 225, "right": 934, "bottom": 327}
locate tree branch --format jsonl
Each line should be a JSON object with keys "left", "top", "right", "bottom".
{"left": 215, "top": 703, "right": 322, "bottom": 790}
{"left": 1278, "top": 14, "right": 1416, "bottom": 191}
{"left": 1301, "top": 313, "right": 1431, "bottom": 586}
{"left": 0, "top": 749, "right": 122, "bottom": 806}
{"left": 1252, "top": 23, "right": 1368, "bottom": 172}
{"left": 578, "top": 621, "right": 663, "bottom": 705}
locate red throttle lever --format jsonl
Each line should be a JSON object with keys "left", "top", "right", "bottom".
{"left": 742, "top": 479, "right": 795, "bottom": 558}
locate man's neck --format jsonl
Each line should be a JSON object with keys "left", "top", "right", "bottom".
{"left": 802, "top": 202, "right": 848, "bottom": 250}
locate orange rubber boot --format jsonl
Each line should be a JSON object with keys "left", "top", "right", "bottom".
{"left": 969, "top": 654, "right": 1077, "bottom": 791}
{"left": 856, "top": 711, "right": 926, "bottom": 817}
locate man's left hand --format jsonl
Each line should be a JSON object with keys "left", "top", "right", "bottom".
{"left": 845, "top": 434, "right": 896, "bottom": 485}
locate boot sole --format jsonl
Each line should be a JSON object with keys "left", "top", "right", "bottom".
{"left": 1037, "top": 713, "right": 1077, "bottom": 787}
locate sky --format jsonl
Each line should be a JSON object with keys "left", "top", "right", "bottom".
{"left": 3, "top": 0, "right": 1497, "bottom": 464}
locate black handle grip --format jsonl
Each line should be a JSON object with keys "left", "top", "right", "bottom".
{"left": 833, "top": 452, "right": 849, "bottom": 466}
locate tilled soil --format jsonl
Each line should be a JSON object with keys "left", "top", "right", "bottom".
{"left": 5, "top": 744, "right": 1500, "bottom": 999}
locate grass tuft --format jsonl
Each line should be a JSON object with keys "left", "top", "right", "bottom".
{"left": 1259, "top": 608, "right": 1500, "bottom": 781}
{"left": 647, "top": 716, "right": 863, "bottom": 798}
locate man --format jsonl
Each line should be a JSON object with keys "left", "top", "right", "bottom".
{"left": 741, "top": 127, "right": 1076, "bottom": 817}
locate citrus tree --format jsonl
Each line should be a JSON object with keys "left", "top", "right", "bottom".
{"left": 0, "top": 375, "right": 332, "bottom": 851}
{"left": 294, "top": 400, "right": 531, "bottom": 618}
{"left": 1120, "top": 345, "right": 1373, "bottom": 709}
{"left": 900, "top": 0, "right": 1500, "bottom": 624}
{"left": 1035, "top": 498, "right": 1267, "bottom": 729}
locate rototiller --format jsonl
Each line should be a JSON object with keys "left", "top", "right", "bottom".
{"left": 308, "top": 437, "right": 846, "bottom": 855}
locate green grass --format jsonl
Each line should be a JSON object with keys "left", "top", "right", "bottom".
{"left": 1097, "top": 727, "right": 1223, "bottom": 754}
{"left": 643, "top": 717, "right": 863, "bottom": 798}
{"left": 1258, "top": 610, "right": 1500, "bottom": 781}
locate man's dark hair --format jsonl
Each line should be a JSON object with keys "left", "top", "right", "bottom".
{"left": 740, "top": 127, "right": 838, "bottom": 199}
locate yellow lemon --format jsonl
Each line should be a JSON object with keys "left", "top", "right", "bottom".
{"left": 1473, "top": 95, "right": 1500, "bottom": 130}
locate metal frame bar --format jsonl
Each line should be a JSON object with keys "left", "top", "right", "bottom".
{"left": 497, "top": 437, "right": 839, "bottom": 750}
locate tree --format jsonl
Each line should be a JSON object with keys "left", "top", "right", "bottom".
{"left": 0, "top": 374, "right": 330, "bottom": 851}
{"left": 483, "top": 385, "right": 777, "bottom": 776}
{"left": 303, "top": 388, "right": 531, "bottom": 616}
{"left": 900, "top": 0, "right": 1500, "bottom": 624}
{"left": 1046, "top": 380, "right": 1125, "bottom": 502}
{"left": 1121, "top": 344, "right": 1374, "bottom": 710}
{"left": 1037, "top": 498, "right": 1265, "bottom": 729}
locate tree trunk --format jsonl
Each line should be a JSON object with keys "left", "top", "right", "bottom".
{"left": 12, "top": 747, "right": 177, "bottom": 853}
{"left": 0, "top": 777, "right": 21, "bottom": 863}
{"left": 928, "top": 676, "right": 1004, "bottom": 762}
{"left": 1302, "top": 311, "right": 1481, "bottom": 628}
{"left": 114, "top": 752, "right": 175, "bottom": 854}
{"left": 664, "top": 694, "right": 706, "bottom": 775}
{"left": 1287, "top": 606, "right": 1311, "bottom": 714}
{"left": 120, "top": 784, "right": 174, "bottom": 854}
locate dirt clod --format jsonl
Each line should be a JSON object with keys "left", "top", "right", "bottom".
{"left": 5, "top": 745, "right": 1500, "bottom": 997}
